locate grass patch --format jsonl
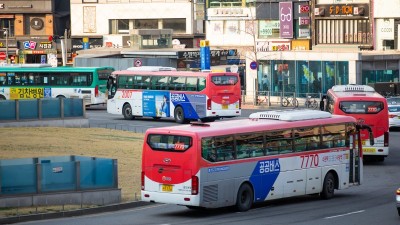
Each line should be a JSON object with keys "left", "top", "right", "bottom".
{"left": 0, "top": 127, "right": 144, "bottom": 213}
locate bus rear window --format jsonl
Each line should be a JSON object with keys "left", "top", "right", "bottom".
{"left": 147, "top": 134, "right": 192, "bottom": 152}
{"left": 211, "top": 75, "right": 238, "bottom": 86}
{"left": 339, "top": 101, "right": 384, "bottom": 114}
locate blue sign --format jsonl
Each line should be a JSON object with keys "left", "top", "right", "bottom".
{"left": 200, "top": 46, "right": 210, "bottom": 70}
{"left": 250, "top": 61, "right": 258, "bottom": 70}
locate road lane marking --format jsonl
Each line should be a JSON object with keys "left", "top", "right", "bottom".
{"left": 324, "top": 210, "right": 365, "bottom": 219}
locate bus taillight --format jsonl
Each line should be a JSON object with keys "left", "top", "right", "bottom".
{"left": 384, "top": 131, "right": 389, "bottom": 147}
{"left": 239, "top": 98, "right": 241, "bottom": 109}
{"left": 95, "top": 85, "right": 99, "bottom": 97}
{"left": 191, "top": 176, "right": 199, "bottom": 195}
{"left": 141, "top": 171, "right": 145, "bottom": 190}
{"left": 207, "top": 99, "right": 212, "bottom": 110}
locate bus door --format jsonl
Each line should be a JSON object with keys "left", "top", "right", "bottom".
{"left": 349, "top": 132, "right": 361, "bottom": 184}
{"left": 107, "top": 76, "right": 116, "bottom": 99}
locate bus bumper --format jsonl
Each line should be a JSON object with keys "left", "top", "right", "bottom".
{"left": 141, "top": 191, "right": 200, "bottom": 206}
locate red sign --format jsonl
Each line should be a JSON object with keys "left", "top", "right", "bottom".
{"left": 299, "top": 5, "right": 310, "bottom": 13}
{"left": 0, "top": 52, "right": 6, "bottom": 60}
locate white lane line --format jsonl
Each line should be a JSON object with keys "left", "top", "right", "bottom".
{"left": 324, "top": 210, "right": 365, "bottom": 219}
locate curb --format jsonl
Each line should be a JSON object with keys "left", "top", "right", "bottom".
{"left": 0, "top": 201, "right": 155, "bottom": 224}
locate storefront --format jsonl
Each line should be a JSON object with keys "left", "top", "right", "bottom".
{"left": 17, "top": 39, "right": 58, "bottom": 66}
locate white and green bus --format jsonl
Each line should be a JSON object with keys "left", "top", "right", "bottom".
{"left": 0, "top": 64, "right": 114, "bottom": 106}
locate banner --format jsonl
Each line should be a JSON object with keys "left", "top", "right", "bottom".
{"left": 279, "top": 2, "right": 293, "bottom": 39}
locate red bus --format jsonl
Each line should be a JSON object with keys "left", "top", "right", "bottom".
{"left": 107, "top": 69, "right": 241, "bottom": 123}
{"left": 141, "top": 110, "right": 372, "bottom": 211}
{"left": 323, "top": 84, "right": 389, "bottom": 162}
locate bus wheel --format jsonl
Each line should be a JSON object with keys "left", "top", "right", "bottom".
{"left": 0, "top": 95, "right": 5, "bottom": 100}
{"left": 123, "top": 104, "right": 134, "bottom": 120}
{"left": 235, "top": 183, "right": 253, "bottom": 212}
{"left": 174, "top": 106, "right": 187, "bottom": 124}
{"left": 321, "top": 172, "right": 335, "bottom": 200}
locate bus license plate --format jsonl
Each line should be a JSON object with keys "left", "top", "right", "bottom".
{"left": 162, "top": 184, "right": 173, "bottom": 192}
{"left": 363, "top": 148, "right": 376, "bottom": 153}
{"left": 222, "top": 104, "right": 228, "bottom": 109}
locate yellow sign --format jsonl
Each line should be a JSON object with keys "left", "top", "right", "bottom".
{"left": 10, "top": 87, "right": 44, "bottom": 99}
{"left": 200, "top": 40, "right": 209, "bottom": 47}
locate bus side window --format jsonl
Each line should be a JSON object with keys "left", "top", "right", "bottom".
{"left": 198, "top": 77, "right": 206, "bottom": 91}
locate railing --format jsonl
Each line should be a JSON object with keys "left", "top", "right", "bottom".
{"left": 0, "top": 156, "right": 118, "bottom": 196}
{"left": 0, "top": 98, "right": 85, "bottom": 121}
{"left": 242, "top": 91, "right": 323, "bottom": 109}
{"left": 209, "top": 1, "right": 243, "bottom": 8}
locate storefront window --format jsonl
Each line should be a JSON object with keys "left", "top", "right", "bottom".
{"left": 362, "top": 70, "right": 400, "bottom": 85}
{"left": 261, "top": 60, "right": 349, "bottom": 97}
{"left": 316, "top": 19, "right": 371, "bottom": 45}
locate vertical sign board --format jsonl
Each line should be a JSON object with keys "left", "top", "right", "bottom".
{"left": 83, "top": 37, "right": 89, "bottom": 49}
{"left": 279, "top": 2, "right": 293, "bottom": 39}
{"left": 200, "top": 40, "right": 210, "bottom": 70}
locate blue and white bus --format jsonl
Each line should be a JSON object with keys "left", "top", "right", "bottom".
{"left": 106, "top": 69, "right": 241, "bottom": 123}
{"left": 141, "top": 110, "right": 373, "bottom": 211}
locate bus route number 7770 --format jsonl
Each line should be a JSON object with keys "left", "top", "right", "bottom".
{"left": 300, "top": 154, "right": 319, "bottom": 168}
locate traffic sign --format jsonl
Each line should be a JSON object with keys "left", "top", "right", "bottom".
{"left": 134, "top": 59, "right": 142, "bottom": 67}
{"left": 250, "top": 61, "right": 258, "bottom": 70}
{"left": 0, "top": 52, "right": 6, "bottom": 60}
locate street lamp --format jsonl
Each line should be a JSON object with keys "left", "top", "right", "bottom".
{"left": 3, "top": 28, "right": 8, "bottom": 64}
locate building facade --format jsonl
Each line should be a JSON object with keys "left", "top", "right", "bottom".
{"left": 0, "top": 0, "right": 70, "bottom": 65}
{"left": 70, "top": 0, "right": 205, "bottom": 54}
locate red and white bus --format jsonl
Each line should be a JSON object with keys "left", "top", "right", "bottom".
{"left": 141, "top": 110, "right": 372, "bottom": 211}
{"left": 323, "top": 84, "right": 389, "bottom": 162}
{"left": 106, "top": 69, "right": 241, "bottom": 123}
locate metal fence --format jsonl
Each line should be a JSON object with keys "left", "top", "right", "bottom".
{"left": 0, "top": 155, "right": 118, "bottom": 196}
{"left": 0, "top": 98, "right": 85, "bottom": 121}
{"left": 242, "top": 91, "right": 323, "bottom": 108}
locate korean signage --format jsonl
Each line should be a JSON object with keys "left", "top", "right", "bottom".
{"left": 299, "top": 17, "right": 310, "bottom": 26}
{"left": 10, "top": 87, "right": 44, "bottom": 99}
{"left": 299, "top": 4, "right": 310, "bottom": 13}
{"left": 256, "top": 41, "right": 291, "bottom": 52}
{"left": 178, "top": 49, "right": 237, "bottom": 59}
{"left": 259, "top": 21, "right": 279, "bottom": 36}
{"left": 315, "top": 4, "right": 369, "bottom": 17}
{"left": 279, "top": 2, "right": 293, "bottom": 39}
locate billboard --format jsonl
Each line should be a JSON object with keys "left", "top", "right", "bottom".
{"left": 279, "top": 2, "right": 293, "bottom": 39}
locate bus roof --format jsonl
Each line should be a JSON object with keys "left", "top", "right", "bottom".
{"left": 126, "top": 66, "right": 177, "bottom": 71}
{"left": 0, "top": 66, "right": 114, "bottom": 72}
{"left": 145, "top": 110, "right": 356, "bottom": 138}
{"left": 329, "top": 85, "right": 385, "bottom": 99}
{"left": 111, "top": 70, "right": 239, "bottom": 77}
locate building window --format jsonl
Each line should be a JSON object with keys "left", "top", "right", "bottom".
{"left": 163, "top": 19, "right": 186, "bottom": 34}
{"left": 134, "top": 19, "right": 158, "bottom": 29}
{"left": 0, "top": 19, "right": 14, "bottom": 38}
{"left": 316, "top": 19, "right": 371, "bottom": 45}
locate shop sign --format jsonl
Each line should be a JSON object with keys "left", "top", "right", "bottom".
{"left": 299, "top": 4, "right": 310, "bottom": 13}
{"left": 256, "top": 41, "right": 291, "bottom": 52}
{"left": 178, "top": 49, "right": 237, "bottom": 59}
{"left": 207, "top": 7, "right": 252, "bottom": 20}
{"left": 316, "top": 4, "right": 368, "bottom": 17}
{"left": 38, "top": 42, "right": 53, "bottom": 49}
{"left": 23, "top": 41, "right": 37, "bottom": 50}
{"left": 298, "top": 29, "right": 311, "bottom": 38}
{"left": 299, "top": 17, "right": 310, "bottom": 25}
{"left": 71, "top": 38, "right": 103, "bottom": 51}
{"left": 279, "top": 2, "right": 293, "bottom": 39}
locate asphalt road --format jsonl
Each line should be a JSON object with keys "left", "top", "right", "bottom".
{"left": 13, "top": 106, "right": 399, "bottom": 225}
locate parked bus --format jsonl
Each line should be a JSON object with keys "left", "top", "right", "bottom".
{"left": 141, "top": 110, "right": 373, "bottom": 211}
{"left": 0, "top": 64, "right": 114, "bottom": 106}
{"left": 106, "top": 69, "right": 241, "bottom": 123}
{"left": 322, "top": 84, "right": 389, "bottom": 162}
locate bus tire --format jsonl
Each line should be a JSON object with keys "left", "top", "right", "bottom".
{"left": 174, "top": 106, "right": 187, "bottom": 124}
{"left": 123, "top": 104, "right": 134, "bottom": 120}
{"left": 235, "top": 183, "right": 253, "bottom": 212}
{"left": 321, "top": 172, "right": 335, "bottom": 200}
{"left": 200, "top": 117, "right": 216, "bottom": 122}
{"left": 0, "top": 95, "right": 5, "bottom": 100}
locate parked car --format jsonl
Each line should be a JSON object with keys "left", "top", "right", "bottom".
{"left": 386, "top": 97, "right": 400, "bottom": 105}
{"left": 396, "top": 188, "right": 400, "bottom": 216}
{"left": 388, "top": 105, "right": 400, "bottom": 128}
